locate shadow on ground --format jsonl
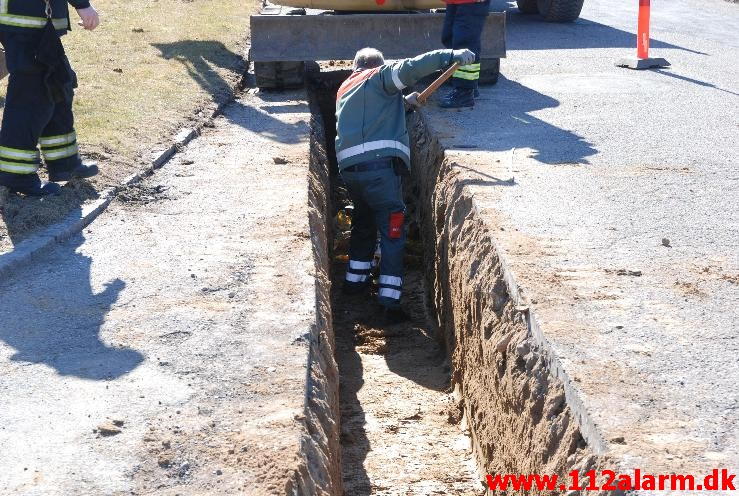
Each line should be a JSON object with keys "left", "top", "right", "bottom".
{"left": 440, "top": 75, "right": 596, "bottom": 164}
{"left": 0, "top": 232, "right": 143, "bottom": 380}
{"left": 0, "top": 179, "right": 100, "bottom": 252}
{"left": 333, "top": 263, "right": 450, "bottom": 494}
{"left": 151, "top": 40, "right": 307, "bottom": 144}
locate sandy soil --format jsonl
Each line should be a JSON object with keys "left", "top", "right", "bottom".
{"left": 332, "top": 253, "right": 484, "bottom": 495}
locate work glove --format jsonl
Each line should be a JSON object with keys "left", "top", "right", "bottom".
{"left": 452, "top": 49, "right": 476, "bottom": 66}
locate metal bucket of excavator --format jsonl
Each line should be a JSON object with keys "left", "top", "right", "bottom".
{"left": 249, "top": 8, "right": 506, "bottom": 88}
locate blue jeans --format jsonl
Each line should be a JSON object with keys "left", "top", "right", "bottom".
{"left": 340, "top": 162, "right": 406, "bottom": 308}
{"left": 442, "top": 1, "right": 490, "bottom": 89}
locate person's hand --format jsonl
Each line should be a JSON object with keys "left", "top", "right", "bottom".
{"left": 452, "top": 49, "right": 475, "bottom": 66}
{"left": 76, "top": 6, "right": 100, "bottom": 31}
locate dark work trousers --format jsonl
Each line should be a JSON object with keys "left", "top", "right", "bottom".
{"left": 0, "top": 32, "right": 80, "bottom": 189}
{"left": 441, "top": 0, "right": 490, "bottom": 89}
{"left": 340, "top": 159, "right": 406, "bottom": 309}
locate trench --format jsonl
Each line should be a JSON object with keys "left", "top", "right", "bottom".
{"left": 305, "top": 71, "right": 602, "bottom": 496}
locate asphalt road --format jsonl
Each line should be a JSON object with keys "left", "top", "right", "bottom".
{"left": 424, "top": 0, "right": 738, "bottom": 486}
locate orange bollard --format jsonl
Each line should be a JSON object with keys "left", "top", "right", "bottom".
{"left": 616, "top": 0, "right": 669, "bottom": 69}
{"left": 637, "top": 0, "right": 650, "bottom": 59}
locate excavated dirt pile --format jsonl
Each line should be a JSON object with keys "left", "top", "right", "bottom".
{"left": 407, "top": 113, "right": 617, "bottom": 493}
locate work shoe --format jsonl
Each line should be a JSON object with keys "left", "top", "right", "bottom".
{"left": 439, "top": 88, "right": 475, "bottom": 109}
{"left": 9, "top": 181, "right": 62, "bottom": 197}
{"left": 382, "top": 306, "right": 411, "bottom": 325}
{"left": 49, "top": 161, "right": 99, "bottom": 182}
{"left": 440, "top": 86, "right": 478, "bottom": 99}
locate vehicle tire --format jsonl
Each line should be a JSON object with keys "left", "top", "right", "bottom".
{"left": 536, "top": 0, "right": 585, "bottom": 22}
{"left": 479, "top": 58, "right": 500, "bottom": 86}
{"left": 516, "top": 0, "right": 539, "bottom": 14}
{"left": 255, "top": 61, "right": 305, "bottom": 89}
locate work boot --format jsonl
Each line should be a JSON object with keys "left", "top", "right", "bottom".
{"left": 440, "top": 86, "right": 478, "bottom": 99}
{"left": 382, "top": 306, "right": 411, "bottom": 325}
{"left": 49, "top": 161, "right": 99, "bottom": 182}
{"left": 9, "top": 180, "right": 62, "bottom": 197}
{"left": 439, "top": 88, "right": 475, "bottom": 109}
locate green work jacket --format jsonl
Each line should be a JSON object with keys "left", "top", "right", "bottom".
{"left": 335, "top": 49, "right": 455, "bottom": 171}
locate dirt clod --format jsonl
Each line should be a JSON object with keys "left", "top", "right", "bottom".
{"left": 97, "top": 423, "right": 122, "bottom": 436}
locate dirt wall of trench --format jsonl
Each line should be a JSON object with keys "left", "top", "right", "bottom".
{"left": 408, "top": 113, "right": 619, "bottom": 494}
{"left": 287, "top": 94, "right": 343, "bottom": 496}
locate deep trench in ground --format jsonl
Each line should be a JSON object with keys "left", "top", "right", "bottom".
{"left": 307, "top": 74, "right": 484, "bottom": 495}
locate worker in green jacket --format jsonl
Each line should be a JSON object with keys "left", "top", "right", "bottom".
{"left": 335, "top": 47, "right": 474, "bottom": 323}
{"left": 0, "top": 0, "right": 100, "bottom": 196}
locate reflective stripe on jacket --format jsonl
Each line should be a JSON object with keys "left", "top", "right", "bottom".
{"left": 0, "top": 0, "right": 90, "bottom": 35}
{"left": 335, "top": 49, "right": 455, "bottom": 171}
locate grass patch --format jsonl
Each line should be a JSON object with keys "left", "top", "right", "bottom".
{"left": 0, "top": 0, "right": 259, "bottom": 250}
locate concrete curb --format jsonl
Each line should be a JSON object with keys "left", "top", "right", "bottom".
{"left": 0, "top": 94, "right": 237, "bottom": 282}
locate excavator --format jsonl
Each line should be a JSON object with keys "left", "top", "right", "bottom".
{"left": 0, "top": 0, "right": 584, "bottom": 86}
{"left": 249, "top": 0, "right": 585, "bottom": 88}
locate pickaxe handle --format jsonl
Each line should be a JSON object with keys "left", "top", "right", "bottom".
{"left": 417, "top": 62, "right": 460, "bottom": 104}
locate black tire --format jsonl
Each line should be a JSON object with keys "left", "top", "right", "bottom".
{"left": 536, "top": 0, "right": 585, "bottom": 22}
{"left": 479, "top": 58, "right": 500, "bottom": 86}
{"left": 516, "top": 0, "right": 539, "bottom": 14}
{"left": 255, "top": 61, "right": 305, "bottom": 90}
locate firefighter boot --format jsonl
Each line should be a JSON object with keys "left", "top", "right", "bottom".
{"left": 49, "top": 161, "right": 99, "bottom": 182}
{"left": 439, "top": 88, "right": 475, "bottom": 109}
{"left": 9, "top": 179, "right": 62, "bottom": 197}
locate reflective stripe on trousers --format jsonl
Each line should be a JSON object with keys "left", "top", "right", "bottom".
{"left": 345, "top": 259, "right": 371, "bottom": 284}
{"left": 453, "top": 63, "right": 480, "bottom": 81}
{"left": 378, "top": 274, "right": 402, "bottom": 302}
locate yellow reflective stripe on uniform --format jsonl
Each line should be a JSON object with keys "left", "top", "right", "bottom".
{"left": 0, "top": 0, "right": 8, "bottom": 15}
{"left": 453, "top": 62, "right": 481, "bottom": 80}
{"left": 0, "top": 161, "right": 39, "bottom": 174}
{"left": 0, "top": 14, "right": 68, "bottom": 30}
{"left": 452, "top": 70, "right": 480, "bottom": 81}
{"left": 0, "top": 146, "right": 40, "bottom": 162}
{"left": 39, "top": 132, "right": 77, "bottom": 147}
{"left": 41, "top": 143, "right": 79, "bottom": 161}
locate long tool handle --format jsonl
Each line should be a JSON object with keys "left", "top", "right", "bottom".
{"left": 418, "top": 62, "right": 460, "bottom": 104}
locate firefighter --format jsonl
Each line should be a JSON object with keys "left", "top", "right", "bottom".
{"left": 439, "top": 0, "right": 490, "bottom": 108}
{"left": 335, "top": 47, "right": 474, "bottom": 323}
{"left": 0, "top": 0, "right": 100, "bottom": 196}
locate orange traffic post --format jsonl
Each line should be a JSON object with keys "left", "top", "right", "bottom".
{"left": 616, "top": 0, "right": 670, "bottom": 70}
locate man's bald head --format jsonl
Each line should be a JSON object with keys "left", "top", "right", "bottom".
{"left": 353, "top": 48, "right": 385, "bottom": 71}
